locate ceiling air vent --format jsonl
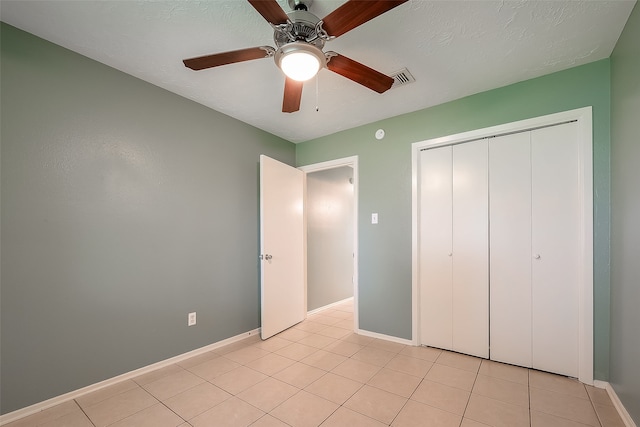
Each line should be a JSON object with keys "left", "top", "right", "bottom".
{"left": 389, "top": 68, "right": 416, "bottom": 89}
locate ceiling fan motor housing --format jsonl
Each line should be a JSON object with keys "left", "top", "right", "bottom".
{"left": 273, "top": 10, "right": 326, "bottom": 49}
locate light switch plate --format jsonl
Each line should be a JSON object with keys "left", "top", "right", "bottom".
{"left": 371, "top": 213, "right": 378, "bottom": 224}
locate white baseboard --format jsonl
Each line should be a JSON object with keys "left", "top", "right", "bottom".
{"left": 356, "top": 328, "right": 414, "bottom": 346}
{"left": 0, "top": 328, "right": 261, "bottom": 425}
{"left": 306, "top": 297, "right": 354, "bottom": 316}
{"left": 595, "top": 381, "right": 637, "bottom": 427}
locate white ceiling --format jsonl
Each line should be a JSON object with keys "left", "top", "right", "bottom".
{"left": 1, "top": 0, "right": 635, "bottom": 143}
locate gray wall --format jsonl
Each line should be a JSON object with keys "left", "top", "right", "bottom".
{"left": 610, "top": 3, "right": 640, "bottom": 423}
{"left": 297, "top": 59, "right": 612, "bottom": 380}
{"left": 0, "top": 23, "right": 294, "bottom": 414}
{"left": 306, "top": 167, "right": 354, "bottom": 311}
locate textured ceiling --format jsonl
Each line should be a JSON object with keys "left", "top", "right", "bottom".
{"left": 1, "top": 0, "right": 635, "bottom": 143}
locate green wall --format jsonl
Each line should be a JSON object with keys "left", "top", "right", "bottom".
{"left": 0, "top": 23, "right": 295, "bottom": 414}
{"left": 610, "top": 3, "right": 640, "bottom": 423}
{"left": 297, "top": 59, "right": 612, "bottom": 381}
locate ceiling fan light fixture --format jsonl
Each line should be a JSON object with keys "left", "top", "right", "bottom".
{"left": 276, "top": 42, "right": 325, "bottom": 82}
{"left": 281, "top": 52, "right": 320, "bottom": 81}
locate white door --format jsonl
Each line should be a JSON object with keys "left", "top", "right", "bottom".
{"left": 489, "top": 132, "right": 533, "bottom": 367}
{"left": 419, "top": 142, "right": 489, "bottom": 357}
{"left": 452, "top": 140, "right": 489, "bottom": 358}
{"left": 419, "top": 146, "right": 453, "bottom": 350}
{"left": 413, "top": 108, "right": 592, "bottom": 383}
{"left": 489, "top": 123, "right": 581, "bottom": 377}
{"left": 260, "top": 155, "right": 305, "bottom": 340}
{"left": 531, "top": 123, "right": 580, "bottom": 377}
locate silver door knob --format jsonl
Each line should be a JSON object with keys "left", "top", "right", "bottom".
{"left": 448, "top": 253, "right": 452, "bottom": 257}
{"left": 265, "top": 254, "right": 273, "bottom": 260}
{"left": 534, "top": 254, "right": 541, "bottom": 259}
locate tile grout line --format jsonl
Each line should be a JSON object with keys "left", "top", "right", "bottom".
{"left": 460, "top": 357, "right": 482, "bottom": 426}
{"left": 159, "top": 400, "right": 189, "bottom": 426}
{"left": 585, "top": 384, "right": 606, "bottom": 427}
{"left": 529, "top": 368, "right": 533, "bottom": 427}
{"left": 72, "top": 399, "right": 98, "bottom": 427}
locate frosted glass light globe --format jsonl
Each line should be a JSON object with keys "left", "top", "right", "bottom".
{"left": 280, "top": 51, "right": 321, "bottom": 82}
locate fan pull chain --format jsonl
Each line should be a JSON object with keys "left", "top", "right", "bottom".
{"left": 315, "top": 74, "right": 319, "bottom": 112}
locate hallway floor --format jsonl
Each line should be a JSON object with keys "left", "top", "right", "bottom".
{"left": 7, "top": 300, "right": 625, "bottom": 427}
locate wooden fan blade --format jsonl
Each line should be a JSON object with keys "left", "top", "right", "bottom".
{"left": 322, "top": 0, "right": 408, "bottom": 38}
{"left": 282, "top": 78, "right": 303, "bottom": 113}
{"left": 248, "top": 0, "right": 289, "bottom": 25}
{"left": 326, "top": 53, "right": 394, "bottom": 93}
{"left": 183, "top": 47, "right": 272, "bottom": 71}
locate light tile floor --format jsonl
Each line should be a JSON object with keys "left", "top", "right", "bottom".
{"left": 7, "top": 300, "right": 625, "bottom": 427}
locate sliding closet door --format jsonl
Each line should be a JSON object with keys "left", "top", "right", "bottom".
{"left": 489, "top": 133, "right": 532, "bottom": 367}
{"left": 452, "top": 140, "right": 489, "bottom": 358}
{"left": 419, "top": 146, "right": 452, "bottom": 350}
{"left": 531, "top": 123, "right": 580, "bottom": 377}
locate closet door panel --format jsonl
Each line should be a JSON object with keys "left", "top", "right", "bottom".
{"left": 419, "top": 146, "right": 453, "bottom": 350}
{"left": 489, "top": 133, "right": 532, "bottom": 367}
{"left": 452, "top": 140, "right": 489, "bottom": 358}
{"left": 531, "top": 122, "right": 580, "bottom": 377}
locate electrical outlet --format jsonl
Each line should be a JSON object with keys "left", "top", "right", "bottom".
{"left": 188, "top": 312, "right": 196, "bottom": 326}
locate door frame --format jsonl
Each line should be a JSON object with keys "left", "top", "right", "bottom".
{"left": 299, "top": 156, "right": 359, "bottom": 332}
{"left": 411, "top": 107, "right": 594, "bottom": 384}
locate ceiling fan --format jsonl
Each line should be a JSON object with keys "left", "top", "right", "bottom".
{"left": 182, "top": 0, "right": 408, "bottom": 113}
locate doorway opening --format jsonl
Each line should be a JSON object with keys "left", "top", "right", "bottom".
{"left": 300, "top": 156, "right": 358, "bottom": 331}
